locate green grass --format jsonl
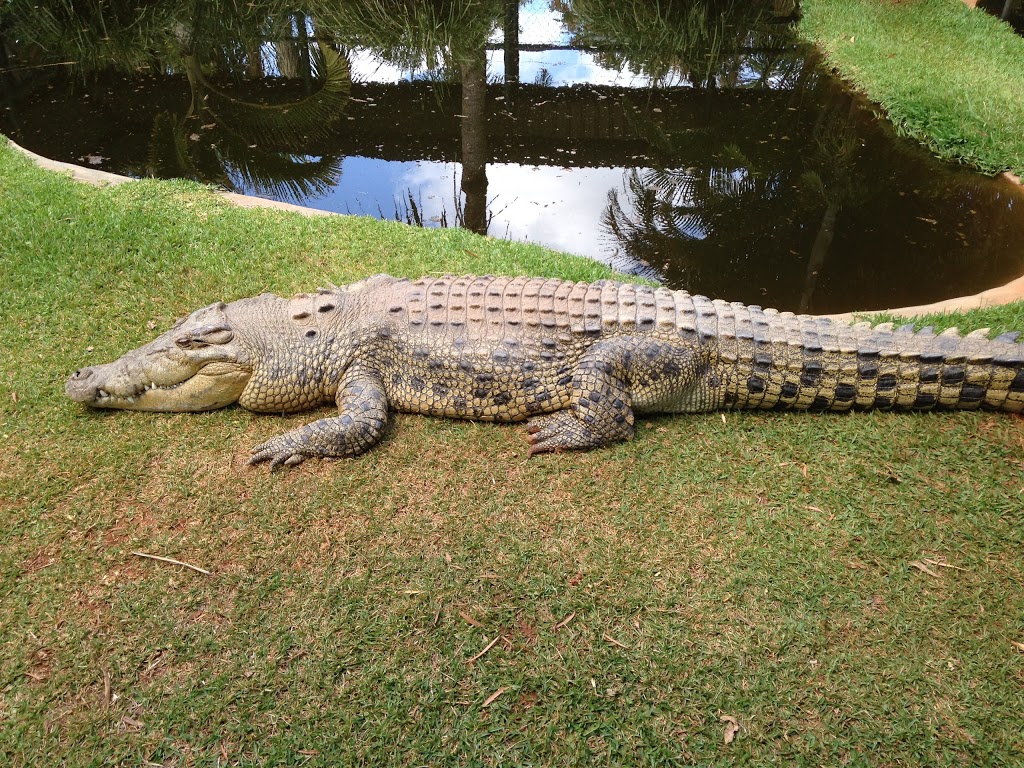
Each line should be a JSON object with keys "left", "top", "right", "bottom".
{"left": 2, "top": 139, "right": 1024, "bottom": 766}
{"left": 866, "top": 301, "right": 1024, "bottom": 336}
{"left": 800, "top": 0, "right": 1024, "bottom": 176}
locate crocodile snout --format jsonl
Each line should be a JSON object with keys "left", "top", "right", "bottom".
{"left": 65, "top": 367, "right": 98, "bottom": 403}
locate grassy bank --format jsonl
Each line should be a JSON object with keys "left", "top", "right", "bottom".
{"left": 800, "top": 0, "right": 1024, "bottom": 177}
{"left": 2, "top": 140, "right": 1024, "bottom": 766}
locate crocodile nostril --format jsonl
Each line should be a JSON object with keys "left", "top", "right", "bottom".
{"left": 73, "top": 368, "right": 94, "bottom": 380}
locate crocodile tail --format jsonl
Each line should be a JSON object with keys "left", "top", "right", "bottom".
{"left": 844, "top": 323, "right": 1024, "bottom": 413}
{"left": 724, "top": 310, "right": 1024, "bottom": 413}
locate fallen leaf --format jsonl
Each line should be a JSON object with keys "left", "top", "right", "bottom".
{"left": 483, "top": 686, "right": 509, "bottom": 707}
{"left": 1011, "top": 640, "right": 1024, "bottom": 653}
{"left": 518, "top": 619, "right": 539, "bottom": 644}
{"left": 720, "top": 715, "right": 740, "bottom": 744}
{"left": 467, "top": 635, "right": 503, "bottom": 663}
{"left": 909, "top": 561, "right": 941, "bottom": 578}
{"left": 458, "top": 611, "right": 484, "bottom": 628}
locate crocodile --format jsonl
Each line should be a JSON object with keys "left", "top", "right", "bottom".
{"left": 65, "top": 274, "right": 1024, "bottom": 468}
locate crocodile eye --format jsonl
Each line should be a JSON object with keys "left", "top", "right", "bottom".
{"left": 174, "top": 325, "right": 234, "bottom": 348}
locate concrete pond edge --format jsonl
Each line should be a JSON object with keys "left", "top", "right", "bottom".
{"left": 8, "top": 138, "right": 1024, "bottom": 321}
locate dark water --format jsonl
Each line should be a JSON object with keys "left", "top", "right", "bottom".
{"left": 2, "top": 0, "right": 1023, "bottom": 313}
{"left": 977, "top": 0, "right": 1024, "bottom": 34}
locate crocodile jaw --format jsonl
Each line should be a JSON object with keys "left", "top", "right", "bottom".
{"left": 66, "top": 361, "right": 251, "bottom": 411}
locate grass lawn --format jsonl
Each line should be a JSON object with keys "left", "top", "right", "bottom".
{"left": 2, "top": 139, "right": 1024, "bottom": 766}
{"left": 800, "top": 0, "right": 1024, "bottom": 177}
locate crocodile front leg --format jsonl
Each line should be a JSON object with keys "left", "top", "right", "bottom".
{"left": 249, "top": 366, "right": 388, "bottom": 469}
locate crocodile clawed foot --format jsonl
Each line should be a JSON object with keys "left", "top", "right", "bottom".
{"left": 525, "top": 412, "right": 598, "bottom": 456}
{"left": 526, "top": 430, "right": 563, "bottom": 457}
{"left": 249, "top": 436, "right": 308, "bottom": 470}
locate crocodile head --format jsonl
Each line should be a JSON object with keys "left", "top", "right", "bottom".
{"left": 66, "top": 302, "right": 252, "bottom": 412}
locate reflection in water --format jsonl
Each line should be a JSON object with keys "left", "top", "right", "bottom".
{"left": 603, "top": 75, "right": 872, "bottom": 312}
{"left": 2, "top": 0, "right": 1024, "bottom": 312}
{"left": 459, "top": 46, "right": 489, "bottom": 235}
{"left": 149, "top": 45, "right": 351, "bottom": 202}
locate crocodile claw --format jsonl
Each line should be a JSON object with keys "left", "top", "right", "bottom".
{"left": 525, "top": 412, "right": 596, "bottom": 455}
{"left": 526, "top": 429, "right": 564, "bottom": 457}
{"left": 249, "top": 436, "right": 308, "bottom": 470}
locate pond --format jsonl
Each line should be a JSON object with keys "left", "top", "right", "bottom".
{"left": 3, "top": 0, "right": 1023, "bottom": 313}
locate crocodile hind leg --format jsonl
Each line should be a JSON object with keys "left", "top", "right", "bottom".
{"left": 249, "top": 366, "right": 388, "bottom": 469}
{"left": 526, "top": 336, "right": 698, "bottom": 455}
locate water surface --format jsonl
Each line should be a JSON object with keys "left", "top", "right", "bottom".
{"left": 3, "top": 0, "right": 1023, "bottom": 313}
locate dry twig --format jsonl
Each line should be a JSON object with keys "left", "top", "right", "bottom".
{"left": 553, "top": 612, "right": 576, "bottom": 630}
{"left": 131, "top": 552, "right": 211, "bottom": 575}
{"left": 923, "top": 557, "right": 967, "bottom": 572}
